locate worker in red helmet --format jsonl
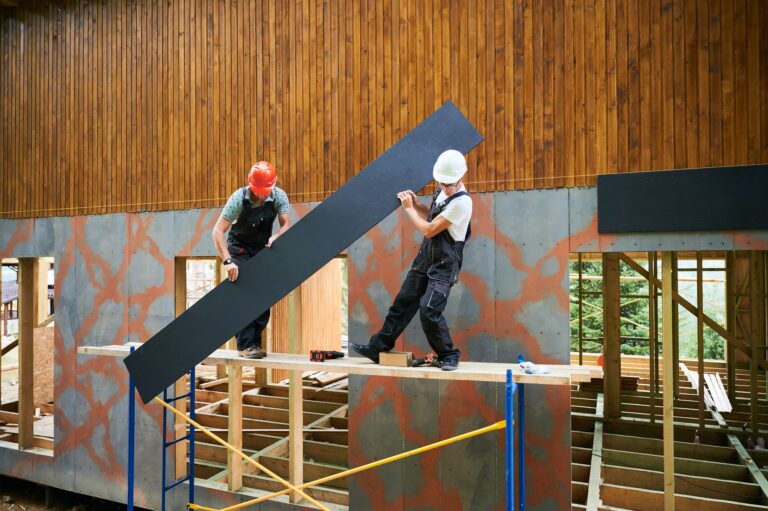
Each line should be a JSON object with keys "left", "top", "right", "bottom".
{"left": 212, "top": 161, "right": 291, "bottom": 359}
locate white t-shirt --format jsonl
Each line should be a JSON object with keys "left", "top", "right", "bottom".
{"left": 434, "top": 184, "right": 472, "bottom": 242}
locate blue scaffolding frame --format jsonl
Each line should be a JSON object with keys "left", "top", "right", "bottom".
{"left": 506, "top": 369, "right": 526, "bottom": 511}
{"left": 126, "top": 345, "right": 196, "bottom": 511}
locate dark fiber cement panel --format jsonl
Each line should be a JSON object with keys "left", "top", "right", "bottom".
{"left": 598, "top": 164, "right": 768, "bottom": 233}
{"left": 124, "top": 102, "right": 483, "bottom": 403}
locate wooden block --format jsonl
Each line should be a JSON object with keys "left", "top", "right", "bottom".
{"left": 379, "top": 351, "right": 413, "bottom": 368}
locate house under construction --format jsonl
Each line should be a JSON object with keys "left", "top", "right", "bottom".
{"left": 1, "top": 1, "right": 767, "bottom": 510}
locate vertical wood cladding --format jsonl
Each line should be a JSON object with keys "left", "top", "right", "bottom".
{"left": 1, "top": 0, "right": 766, "bottom": 218}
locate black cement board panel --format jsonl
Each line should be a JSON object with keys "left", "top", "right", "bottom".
{"left": 598, "top": 164, "right": 768, "bottom": 233}
{"left": 125, "top": 101, "right": 483, "bottom": 403}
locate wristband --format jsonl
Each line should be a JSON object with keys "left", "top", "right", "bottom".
{"left": 223, "top": 258, "right": 234, "bottom": 266}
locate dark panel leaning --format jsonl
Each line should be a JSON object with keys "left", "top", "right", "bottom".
{"left": 598, "top": 164, "right": 768, "bottom": 233}
{"left": 124, "top": 101, "right": 484, "bottom": 403}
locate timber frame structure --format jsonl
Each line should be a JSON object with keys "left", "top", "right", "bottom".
{"left": 570, "top": 251, "right": 768, "bottom": 510}
{"left": 79, "top": 343, "right": 601, "bottom": 509}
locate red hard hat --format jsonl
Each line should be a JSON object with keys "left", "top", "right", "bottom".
{"left": 247, "top": 161, "right": 277, "bottom": 196}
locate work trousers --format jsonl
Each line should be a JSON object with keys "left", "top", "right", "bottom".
{"left": 230, "top": 245, "right": 270, "bottom": 351}
{"left": 369, "top": 268, "right": 461, "bottom": 363}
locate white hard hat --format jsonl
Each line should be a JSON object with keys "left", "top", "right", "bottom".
{"left": 432, "top": 149, "right": 467, "bottom": 183}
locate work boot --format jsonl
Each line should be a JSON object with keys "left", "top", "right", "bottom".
{"left": 351, "top": 343, "right": 380, "bottom": 364}
{"left": 238, "top": 347, "right": 266, "bottom": 359}
{"left": 441, "top": 358, "right": 459, "bottom": 372}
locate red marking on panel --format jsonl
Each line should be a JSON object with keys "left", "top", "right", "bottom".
{"left": 0, "top": 219, "right": 33, "bottom": 258}
{"left": 178, "top": 209, "right": 219, "bottom": 256}
{"left": 48, "top": 215, "right": 167, "bottom": 489}
{"left": 569, "top": 212, "right": 600, "bottom": 251}
{"left": 348, "top": 214, "right": 408, "bottom": 343}
{"left": 734, "top": 231, "right": 768, "bottom": 250}
{"left": 348, "top": 377, "right": 405, "bottom": 510}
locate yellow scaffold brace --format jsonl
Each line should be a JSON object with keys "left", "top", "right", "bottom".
{"left": 188, "top": 419, "right": 507, "bottom": 511}
{"left": 153, "top": 397, "right": 331, "bottom": 511}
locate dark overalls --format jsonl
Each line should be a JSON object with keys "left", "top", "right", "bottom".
{"left": 369, "top": 191, "right": 471, "bottom": 364}
{"left": 228, "top": 187, "right": 277, "bottom": 351}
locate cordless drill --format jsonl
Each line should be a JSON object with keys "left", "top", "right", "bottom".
{"left": 310, "top": 350, "right": 345, "bottom": 362}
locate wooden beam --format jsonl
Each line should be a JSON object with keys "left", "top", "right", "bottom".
{"left": 288, "top": 287, "right": 303, "bottom": 504}
{"left": 649, "top": 252, "right": 658, "bottom": 423}
{"left": 709, "top": 394, "right": 768, "bottom": 501}
{"left": 602, "top": 448, "right": 748, "bottom": 481}
{"left": 289, "top": 370, "right": 303, "bottom": 504}
{"left": 672, "top": 253, "right": 680, "bottom": 398}
{"left": 227, "top": 364, "right": 243, "bottom": 491}
{"left": 208, "top": 403, "right": 348, "bottom": 483}
{"left": 730, "top": 434, "right": 768, "bottom": 502}
{"left": 726, "top": 252, "right": 737, "bottom": 402}
{"left": 661, "top": 252, "right": 675, "bottom": 510}
{"left": 602, "top": 432, "right": 737, "bottom": 464}
{"left": 600, "top": 483, "right": 762, "bottom": 511}
{"left": 749, "top": 252, "right": 763, "bottom": 439}
{"left": 586, "top": 393, "right": 604, "bottom": 511}
{"left": 603, "top": 253, "right": 621, "bottom": 419}
{"left": 239, "top": 472, "right": 349, "bottom": 506}
{"left": 173, "top": 257, "right": 188, "bottom": 479}
{"left": 1, "top": 337, "right": 18, "bottom": 357}
{"left": 697, "top": 252, "right": 705, "bottom": 432}
{"left": 602, "top": 465, "right": 762, "bottom": 504}
{"left": 621, "top": 253, "right": 768, "bottom": 371}
{"left": 79, "top": 345, "right": 598, "bottom": 385}
{"left": 0, "top": 409, "right": 19, "bottom": 423}
{"left": 17, "top": 258, "right": 35, "bottom": 449}
{"left": 34, "top": 259, "right": 49, "bottom": 326}
{"left": 596, "top": 414, "right": 764, "bottom": 437}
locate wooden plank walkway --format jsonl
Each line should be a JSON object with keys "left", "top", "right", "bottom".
{"left": 80, "top": 343, "right": 601, "bottom": 386}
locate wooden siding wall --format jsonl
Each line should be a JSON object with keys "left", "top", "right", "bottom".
{"left": 0, "top": 0, "right": 766, "bottom": 218}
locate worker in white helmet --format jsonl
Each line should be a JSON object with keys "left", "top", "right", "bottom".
{"left": 352, "top": 149, "right": 473, "bottom": 371}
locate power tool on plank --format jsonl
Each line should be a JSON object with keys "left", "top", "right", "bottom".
{"left": 412, "top": 352, "right": 442, "bottom": 368}
{"left": 310, "top": 350, "right": 345, "bottom": 362}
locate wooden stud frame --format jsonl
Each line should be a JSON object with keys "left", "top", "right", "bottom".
{"left": 696, "top": 252, "right": 705, "bottom": 432}
{"left": 173, "top": 257, "right": 189, "bottom": 479}
{"left": 726, "top": 251, "right": 737, "bottom": 403}
{"left": 649, "top": 251, "right": 658, "bottom": 424}
{"left": 17, "top": 258, "right": 35, "bottom": 449}
{"left": 661, "top": 252, "right": 675, "bottom": 510}
{"left": 602, "top": 253, "right": 621, "bottom": 420}
{"left": 288, "top": 286, "right": 304, "bottom": 504}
